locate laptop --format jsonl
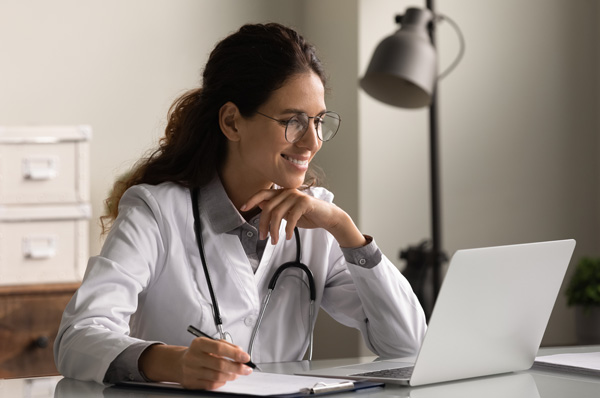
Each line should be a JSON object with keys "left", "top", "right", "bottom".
{"left": 297, "top": 239, "right": 576, "bottom": 386}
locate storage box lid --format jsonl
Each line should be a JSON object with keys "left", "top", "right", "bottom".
{"left": 0, "top": 125, "right": 92, "bottom": 144}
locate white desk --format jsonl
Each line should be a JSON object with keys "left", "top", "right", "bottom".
{"left": 1, "top": 345, "right": 598, "bottom": 397}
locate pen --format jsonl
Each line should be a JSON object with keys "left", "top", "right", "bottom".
{"left": 187, "top": 325, "right": 260, "bottom": 371}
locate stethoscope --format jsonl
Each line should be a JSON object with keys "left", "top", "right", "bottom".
{"left": 191, "top": 187, "right": 316, "bottom": 360}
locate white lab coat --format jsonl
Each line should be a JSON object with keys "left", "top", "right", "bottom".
{"left": 54, "top": 182, "right": 426, "bottom": 384}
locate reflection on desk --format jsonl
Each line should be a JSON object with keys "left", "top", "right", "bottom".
{"left": 0, "top": 346, "right": 599, "bottom": 398}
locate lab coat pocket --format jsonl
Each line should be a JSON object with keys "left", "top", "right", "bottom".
{"left": 132, "top": 290, "right": 215, "bottom": 346}
{"left": 188, "top": 299, "right": 219, "bottom": 339}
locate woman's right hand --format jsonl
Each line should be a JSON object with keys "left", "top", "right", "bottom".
{"left": 179, "top": 337, "right": 253, "bottom": 389}
{"left": 139, "top": 338, "right": 253, "bottom": 390}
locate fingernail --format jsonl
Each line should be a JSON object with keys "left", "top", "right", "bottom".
{"left": 240, "top": 204, "right": 247, "bottom": 211}
{"left": 242, "top": 366, "right": 253, "bottom": 375}
{"left": 238, "top": 353, "right": 250, "bottom": 363}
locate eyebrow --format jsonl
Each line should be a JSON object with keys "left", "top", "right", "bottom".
{"left": 279, "top": 108, "right": 328, "bottom": 116}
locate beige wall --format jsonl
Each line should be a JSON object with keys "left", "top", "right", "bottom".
{"left": 1, "top": 0, "right": 598, "bottom": 358}
{"left": 296, "top": 0, "right": 364, "bottom": 359}
{"left": 358, "top": 0, "right": 600, "bottom": 346}
{"left": 0, "top": 0, "right": 304, "bottom": 256}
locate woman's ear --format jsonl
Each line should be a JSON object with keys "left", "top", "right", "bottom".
{"left": 219, "top": 102, "right": 241, "bottom": 142}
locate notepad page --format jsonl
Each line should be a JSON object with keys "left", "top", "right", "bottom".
{"left": 534, "top": 352, "right": 600, "bottom": 371}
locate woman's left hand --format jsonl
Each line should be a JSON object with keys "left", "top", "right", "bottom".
{"left": 241, "top": 188, "right": 366, "bottom": 248}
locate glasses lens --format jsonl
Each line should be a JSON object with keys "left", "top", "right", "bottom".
{"left": 319, "top": 112, "right": 341, "bottom": 142}
{"left": 285, "top": 114, "right": 308, "bottom": 143}
{"left": 284, "top": 112, "right": 341, "bottom": 143}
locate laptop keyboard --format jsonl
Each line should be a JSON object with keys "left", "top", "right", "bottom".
{"left": 350, "top": 366, "right": 414, "bottom": 379}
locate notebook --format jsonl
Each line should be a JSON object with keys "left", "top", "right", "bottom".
{"left": 298, "top": 239, "right": 576, "bottom": 386}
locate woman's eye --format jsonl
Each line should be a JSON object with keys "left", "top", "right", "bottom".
{"left": 288, "top": 118, "right": 304, "bottom": 129}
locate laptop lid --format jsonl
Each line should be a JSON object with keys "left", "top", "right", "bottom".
{"left": 297, "top": 239, "right": 576, "bottom": 386}
{"left": 409, "top": 239, "right": 575, "bottom": 385}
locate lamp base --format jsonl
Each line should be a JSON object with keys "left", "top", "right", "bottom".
{"left": 400, "top": 240, "right": 446, "bottom": 321}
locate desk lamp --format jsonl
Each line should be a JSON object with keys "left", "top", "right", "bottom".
{"left": 360, "top": 2, "right": 464, "bottom": 319}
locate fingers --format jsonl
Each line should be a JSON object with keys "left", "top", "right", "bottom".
{"left": 241, "top": 189, "right": 279, "bottom": 212}
{"left": 180, "top": 337, "right": 253, "bottom": 390}
{"left": 257, "top": 190, "right": 297, "bottom": 244}
{"left": 196, "top": 336, "right": 250, "bottom": 363}
{"left": 242, "top": 189, "right": 285, "bottom": 243}
{"left": 245, "top": 190, "right": 292, "bottom": 244}
{"left": 245, "top": 189, "right": 320, "bottom": 245}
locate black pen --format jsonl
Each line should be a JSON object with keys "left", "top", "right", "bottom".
{"left": 187, "top": 325, "right": 260, "bottom": 371}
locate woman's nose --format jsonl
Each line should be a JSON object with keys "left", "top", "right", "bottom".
{"left": 296, "top": 120, "right": 321, "bottom": 150}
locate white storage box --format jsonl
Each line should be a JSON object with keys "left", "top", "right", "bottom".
{"left": 0, "top": 204, "right": 90, "bottom": 285}
{"left": 0, "top": 125, "right": 91, "bottom": 205}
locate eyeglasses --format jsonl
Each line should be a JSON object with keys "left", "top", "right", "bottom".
{"left": 256, "top": 111, "right": 341, "bottom": 143}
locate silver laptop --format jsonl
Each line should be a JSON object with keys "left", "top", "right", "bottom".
{"left": 298, "top": 239, "right": 576, "bottom": 386}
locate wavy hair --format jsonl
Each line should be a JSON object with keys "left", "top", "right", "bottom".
{"left": 101, "top": 23, "right": 327, "bottom": 234}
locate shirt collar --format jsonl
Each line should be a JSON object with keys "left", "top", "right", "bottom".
{"left": 199, "top": 174, "right": 247, "bottom": 234}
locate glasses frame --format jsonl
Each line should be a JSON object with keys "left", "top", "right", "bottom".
{"left": 256, "top": 111, "right": 341, "bottom": 143}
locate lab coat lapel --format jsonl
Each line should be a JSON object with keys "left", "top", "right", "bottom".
{"left": 254, "top": 220, "right": 287, "bottom": 287}
{"left": 211, "top": 232, "right": 260, "bottom": 308}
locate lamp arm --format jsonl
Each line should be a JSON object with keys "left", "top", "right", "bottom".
{"left": 435, "top": 13, "right": 466, "bottom": 80}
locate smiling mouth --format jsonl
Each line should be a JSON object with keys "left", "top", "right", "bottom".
{"left": 282, "top": 154, "right": 309, "bottom": 166}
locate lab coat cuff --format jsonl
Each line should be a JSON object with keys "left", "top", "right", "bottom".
{"left": 103, "top": 341, "right": 163, "bottom": 384}
{"left": 340, "top": 235, "right": 382, "bottom": 269}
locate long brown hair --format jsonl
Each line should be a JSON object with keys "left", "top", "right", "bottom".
{"left": 101, "top": 23, "right": 327, "bottom": 234}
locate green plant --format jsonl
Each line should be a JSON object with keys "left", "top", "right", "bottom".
{"left": 565, "top": 257, "right": 600, "bottom": 309}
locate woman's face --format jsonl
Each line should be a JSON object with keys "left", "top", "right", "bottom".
{"left": 232, "top": 72, "right": 326, "bottom": 190}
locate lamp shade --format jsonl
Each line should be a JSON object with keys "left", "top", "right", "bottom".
{"left": 360, "top": 8, "right": 437, "bottom": 109}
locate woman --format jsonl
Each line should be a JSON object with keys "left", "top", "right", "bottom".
{"left": 54, "top": 23, "right": 426, "bottom": 390}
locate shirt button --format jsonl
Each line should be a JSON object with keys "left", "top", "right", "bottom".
{"left": 244, "top": 316, "right": 256, "bottom": 327}
{"left": 358, "top": 258, "right": 367, "bottom": 266}
{"left": 246, "top": 231, "right": 254, "bottom": 238}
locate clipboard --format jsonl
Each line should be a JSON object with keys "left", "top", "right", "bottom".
{"left": 296, "top": 380, "right": 384, "bottom": 396}
{"left": 116, "top": 372, "right": 383, "bottom": 397}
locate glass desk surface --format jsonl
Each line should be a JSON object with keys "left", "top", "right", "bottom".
{"left": 1, "top": 345, "right": 598, "bottom": 398}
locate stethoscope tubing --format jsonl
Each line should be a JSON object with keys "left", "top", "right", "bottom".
{"left": 191, "top": 187, "right": 316, "bottom": 360}
{"left": 191, "top": 187, "right": 225, "bottom": 329}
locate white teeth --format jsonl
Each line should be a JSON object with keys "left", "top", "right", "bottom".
{"left": 283, "top": 155, "right": 308, "bottom": 165}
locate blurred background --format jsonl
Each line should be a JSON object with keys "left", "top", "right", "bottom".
{"left": 1, "top": 0, "right": 598, "bottom": 358}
